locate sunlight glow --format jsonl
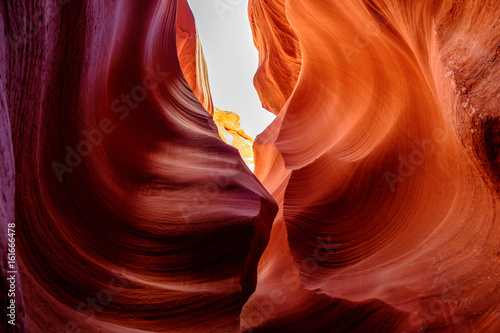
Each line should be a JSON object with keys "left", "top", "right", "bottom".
{"left": 186, "top": 0, "right": 276, "bottom": 139}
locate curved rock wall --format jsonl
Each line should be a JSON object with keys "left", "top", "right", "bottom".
{"left": 246, "top": 0, "right": 500, "bottom": 331}
{"left": 2, "top": 1, "right": 276, "bottom": 332}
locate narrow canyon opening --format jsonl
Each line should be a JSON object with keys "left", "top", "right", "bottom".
{"left": 184, "top": 0, "right": 276, "bottom": 170}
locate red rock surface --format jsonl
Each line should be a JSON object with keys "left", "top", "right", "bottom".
{"left": 1, "top": 26, "right": 26, "bottom": 329}
{"left": 176, "top": 0, "right": 214, "bottom": 116}
{"left": 248, "top": 0, "right": 301, "bottom": 115}
{"left": 2, "top": 1, "right": 276, "bottom": 332}
{"left": 245, "top": 0, "right": 500, "bottom": 331}
{"left": 1, "top": 0, "right": 500, "bottom": 332}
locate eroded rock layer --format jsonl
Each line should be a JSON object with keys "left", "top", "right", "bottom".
{"left": 245, "top": 0, "right": 500, "bottom": 331}
{"left": 2, "top": 0, "right": 276, "bottom": 332}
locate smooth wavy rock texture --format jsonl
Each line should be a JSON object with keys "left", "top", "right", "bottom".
{"left": 244, "top": 0, "right": 500, "bottom": 331}
{"left": 0, "top": 28, "right": 26, "bottom": 330}
{"left": 1, "top": 0, "right": 499, "bottom": 332}
{"left": 2, "top": 0, "right": 276, "bottom": 332}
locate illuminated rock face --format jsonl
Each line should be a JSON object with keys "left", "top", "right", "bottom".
{"left": 2, "top": 0, "right": 500, "bottom": 332}
{"left": 244, "top": 0, "right": 500, "bottom": 331}
{"left": 248, "top": 0, "right": 301, "bottom": 115}
{"left": 214, "top": 108, "right": 255, "bottom": 168}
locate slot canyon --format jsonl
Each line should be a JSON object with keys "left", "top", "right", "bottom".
{"left": 1, "top": 0, "right": 500, "bottom": 332}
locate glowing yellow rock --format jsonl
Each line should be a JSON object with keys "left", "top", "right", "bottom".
{"left": 213, "top": 107, "right": 254, "bottom": 167}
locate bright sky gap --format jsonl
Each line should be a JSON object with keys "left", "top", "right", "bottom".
{"left": 186, "top": 0, "right": 276, "bottom": 139}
